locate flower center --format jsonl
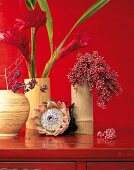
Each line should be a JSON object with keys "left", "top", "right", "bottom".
{"left": 47, "top": 115, "right": 53, "bottom": 121}
{"left": 41, "top": 108, "right": 63, "bottom": 131}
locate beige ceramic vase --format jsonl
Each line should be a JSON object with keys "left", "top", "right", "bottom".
{"left": 0, "top": 90, "right": 30, "bottom": 137}
{"left": 71, "top": 82, "right": 93, "bottom": 134}
{"left": 24, "top": 78, "right": 51, "bottom": 129}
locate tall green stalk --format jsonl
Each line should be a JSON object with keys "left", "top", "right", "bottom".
{"left": 41, "top": 0, "right": 110, "bottom": 78}
{"left": 26, "top": 0, "right": 110, "bottom": 78}
{"left": 38, "top": 0, "right": 53, "bottom": 57}
{"left": 31, "top": 27, "right": 37, "bottom": 78}
{"left": 42, "top": 55, "right": 57, "bottom": 77}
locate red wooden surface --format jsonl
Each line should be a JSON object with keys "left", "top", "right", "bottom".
{"left": 77, "top": 162, "right": 86, "bottom": 170}
{"left": 0, "top": 129, "right": 134, "bottom": 162}
{"left": 88, "top": 162, "right": 134, "bottom": 170}
{"left": 0, "top": 162, "right": 76, "bottom": 170}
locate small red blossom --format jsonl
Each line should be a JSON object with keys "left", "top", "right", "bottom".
{"left": 67, "top": 52, "right": 122, "bottom": 108}
{"left": 14, "top": 4, "right": 46, "bottom": 32}
{"left": 0, "top": 28, "right": 30, "bottom": 63}
{"left": 58, "top": 32, "right": 89, "bottom": 59}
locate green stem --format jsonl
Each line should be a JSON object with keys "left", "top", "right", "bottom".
{"left": 27, "top": 62, "right": 32, "bottom": 78}
{"left": 42, "top": 54, "right": 57, "bottom": 78}
{"left": 31, "top": 27, "right": 37, "bottom": 78}
{"left": 38, "top": 0, "right": 53, "bottom": 58}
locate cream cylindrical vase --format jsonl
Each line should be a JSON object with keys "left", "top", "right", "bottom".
{"left": 25, "top": 78, "right": 51, "bottom": 129}
{"left": 0, "top": 90, "right": 30, "bottom": 137}
{"left": 71, "top": 82, "right": 93, "bottom": 134}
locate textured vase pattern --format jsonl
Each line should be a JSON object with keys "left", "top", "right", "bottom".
{"left": 0, "top": 90, "right": 30, "bottom": 137}
{"left": 25, "top": 78, "right": 51, "bottom": 129}
{"left": 71, "top": 82, "right": 93, "bottom": 134}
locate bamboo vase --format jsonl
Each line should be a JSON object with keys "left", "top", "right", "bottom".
{"left": 25, "top": 78, "right": 51, "bottom": 129}
{"left": 71, "top": 82, "right": 93, "bottom": 134}
{"left": 0, "top": 90, "right": 30, "bottom": 137}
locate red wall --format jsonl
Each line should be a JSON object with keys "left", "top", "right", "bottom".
{"left": 0, "top": 0, "right": 134, "bottom": 131}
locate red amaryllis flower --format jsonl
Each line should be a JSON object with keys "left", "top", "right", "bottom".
{"left": 58, "top": 32, "right": 89, "bottom": 59}
{"left": 0, "top": 28, "right": 30, "bottom": 63}
{"left": 14, "top": 4, "right": 46, "bottom": 32}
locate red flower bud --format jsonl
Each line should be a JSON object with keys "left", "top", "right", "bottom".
{"left": 58, "top": 32, "right": 89, "bottom": 59}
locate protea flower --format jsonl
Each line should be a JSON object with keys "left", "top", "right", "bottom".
{"left": 14, "top": 4, "right": 46, "bottom": 33}
{"left": 33, "top": 100, "right": 70, "bottom": 136}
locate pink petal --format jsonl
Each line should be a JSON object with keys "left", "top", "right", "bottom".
{"left": 47, "top": 101, "right": 58, "bottom": 109}
{"left": 35, "top": 104, "right": 47, "bottom": 112}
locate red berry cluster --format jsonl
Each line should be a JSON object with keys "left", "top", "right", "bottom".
{"left": 67, "top": 51, "right": 122, "bottom": 108}
{"left": 97, "top": 128, "right": 117, "bottom": 140}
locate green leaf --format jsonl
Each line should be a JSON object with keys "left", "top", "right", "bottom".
{"left": 75, "top": 0, "right": 110, "bottom": 26}
{"left": 37, "top": 0, "right": 53, "bottom": 53}
{"left": 54, "top": 0, "right": 110, "bottom": 56}
{"left": 26, "top": 0, "right": 37, "bottom": 10}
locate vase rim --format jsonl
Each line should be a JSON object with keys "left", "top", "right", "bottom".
{"left": 0, "top": 90, "right": 14, "bottom": 93}
{"left": 24, "top": 77, "right": 50, "bottom": 80}
{"left": 0, "top": 89, "right": 12, "bottom": 91}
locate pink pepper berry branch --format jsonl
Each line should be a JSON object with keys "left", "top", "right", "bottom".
{"left": 67, "top": 52, "right": 122, "bottom": 108}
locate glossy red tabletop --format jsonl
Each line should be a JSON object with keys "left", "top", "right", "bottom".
{"left": 0, "top": 129, "right": 134, "bottom": 161}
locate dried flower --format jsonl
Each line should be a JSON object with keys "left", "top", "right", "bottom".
{"left": 27, "top": 78, "right": 37, "bottom": 89}
{"left": 0, "top": 57, "right": 23, "bottom": 90}
{"left": 13, "top": 70, "right": 21, "bottom": 79}
{"left": 11, "top": 78, "right": 48, "bottom": 94}
{"left": 40, "top": 84, "right": 48, "bottom": 93}
{"left": 2, "top": 58, "right": 48, "bottom": 93}
{"left": 12, "top": 81, "right": 24, "bottom": 93}
{"left": 67, "top": 51, "right": 122, "bottom": 108}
